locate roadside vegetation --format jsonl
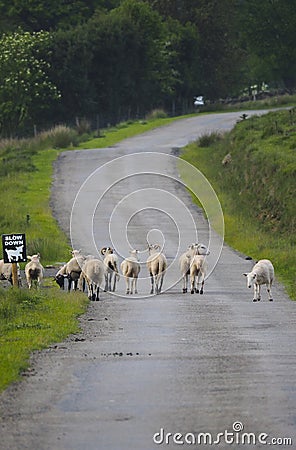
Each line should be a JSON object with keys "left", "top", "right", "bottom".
{"left": 0, "top": 101, "right": 295, "bottom": 392}
{"left": 181, "top": 108, "right": 296, "bottom": 300}
{"left": 0, "top": 110, "right": 185, "bottom": 392}
{"left": 0, "top": 285, "right": 88, "bottom": 392}
{"left": 0, "top": 112, "right": 180, "bottom": 263}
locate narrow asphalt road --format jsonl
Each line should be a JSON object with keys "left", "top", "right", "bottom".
{"left": 0, "top": 111, "right": 295, "bottom": 450}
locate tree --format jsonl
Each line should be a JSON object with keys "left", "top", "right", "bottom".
{"left": 86, "top": 0, "right": 172, "bottom": 120}
{"left": 146, "top": 0, "right": 246, "bottom": 99}
{"left": 0, "top": 30, "right": 60, "bottom": 136}
{"left": 0, "top": 0, "right": 121, "bottom": 32}
{"left": 239, "top": 0, "right": 296, "bottom": 89}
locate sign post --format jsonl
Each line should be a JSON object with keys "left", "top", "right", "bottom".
{"left": 2, "top": 233, "right": 27, "bottom": 287}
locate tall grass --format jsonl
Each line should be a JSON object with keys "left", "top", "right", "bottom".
{"left": 0, "top": 286, "right": 88, "bottom": 392}
{"left": 181, "top": 108, "right": 296, "bottom": 300}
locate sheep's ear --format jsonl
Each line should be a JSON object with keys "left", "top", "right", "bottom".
{"left": 100, "top": 247, "right": 107, "bottom": 255}
{"left": 27, "top": 255, "right": 32, "bottom": 260}
{"left": 243, "top": 273, "right": 248, "bottom": 277}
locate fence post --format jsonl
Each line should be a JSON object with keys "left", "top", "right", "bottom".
{"left": 11, "top": 263, "right": 19, "bottom": 287}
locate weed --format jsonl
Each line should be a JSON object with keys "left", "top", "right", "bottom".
{"left": 198, "top": 131, "right": 222, "bottom": 147}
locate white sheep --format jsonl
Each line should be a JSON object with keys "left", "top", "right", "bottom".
{"left": 147, "top": 244, "right": 167, "bottom": 295}
{"left": 101, "top": 247, "right": 119, "bottom": 292}
{"left": 64, "top": 249, "right": 85, "bottom": 291}
{"left": 179, "top": 244, "right": 210, "bottom": 293}
{"left": 179, "top": 243, "right": 197, "bottom": 293}
{"left": 81, "top": 258, "right": 104, "bottom": 301}
{"left": 25, "top": 253, "right": 44, "bottom": 289}
{"left": 0, "top": 259, "right": 21, "bottom": 286}
{"left": 120, "top": 249, "right": 141, "bottom": 294}
{"left": 189, "top": 244, "right": 210, "bottom": 294}
{"left": 243, "top": 259, "right": 274, "bottom": 302}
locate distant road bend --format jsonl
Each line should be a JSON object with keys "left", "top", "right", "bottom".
{"left": 0, "top": 111, "right": 295, "bottom": 450}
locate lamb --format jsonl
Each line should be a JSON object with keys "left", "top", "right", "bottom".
{"left": 146, "top": 244, "right": 167, "bottom": 295}
{"left": 179, "top": 243, "right": 210, "bottom": 293}
{"left": 243, "top": 259, "right": 274, "bottom": 302}
{"left": 120, "top": 249, "right": 141, "bottom": 294}
{"left": 0, "top": 259, "right": 21, "bottom": 286}
{"left": 64, "top": 249, "right": 85, "bottom": 291}
{"left": 81, "top": 258, "right": 104, "bottom": 301}
{"left": 189, "top": 244, "right": 210, "bottom": 295}
{"left": 101, "top": 247, "right": 119, "bottom": 292}
{"left": 179, "top": 243, "right": 197, "bottom": 293}
{"left": 25, "top": 253, "right": 44, "bottom": 289}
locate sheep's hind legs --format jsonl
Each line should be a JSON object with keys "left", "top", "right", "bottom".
{"left": 267, "top": 285, "right": 273, "bottom": 301}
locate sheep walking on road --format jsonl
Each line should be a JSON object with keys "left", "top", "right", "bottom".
{"left": 82, "top": 258, "right": 104, "bottom": 301}
{"left": 190, "top": 244, "right": 210, "bottom": 295}
{"left": 121, "top": 250, "right": 141, "bottom": 295}
{"left": 101, "top": 247, "right": 119, "bottom": 292}
{"left": 243, "top": 259, "right": 274, "bottom": 302}
{"left": 65, "top": 249, "right": 85, "bottom": 291}
{"left": 25, "top": 254, "right": 44, "bottom": 289}
{"left": 179, "top": 243, "right": 209, "bottom": 293}
{"left": 147, "top": 244, "right": 167, "bottom": 295}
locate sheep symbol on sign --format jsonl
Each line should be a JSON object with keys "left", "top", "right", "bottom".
{"left": 2, "top": 233, "right": 27, "bottom": 263}
{"left": 5, "top": 245, "right": 24, "bottom": 262}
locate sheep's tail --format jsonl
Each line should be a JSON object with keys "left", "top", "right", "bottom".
{"left": 28, "top": 268, "right": 41, "bottom": 280}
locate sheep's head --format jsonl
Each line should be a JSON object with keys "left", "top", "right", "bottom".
{"left": 101, "top": 247, "right": 113, "bottom": 256}
{"left": 54, "top": 274, "right": 65, "bottom": 289}
{"left": 243, "top": 272, "right": 257, "bottom": 288}
{"left": 71, "top": 249, "right": 81, "bottom": 257}
{"left": 27, "top": 253, "right": 40, "bottom": 262}
{"left": 196, "top": 244, "right": 210, "bottom": 256}
{"left": 129, "top": 249, "right": 139, "bottom": 260}
{"left": 148, "top": 243, "right": 161, "bottom": 253}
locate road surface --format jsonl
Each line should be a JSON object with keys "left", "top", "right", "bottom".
{"left": 0, "top": 111, "right": 295, "bottom": 450}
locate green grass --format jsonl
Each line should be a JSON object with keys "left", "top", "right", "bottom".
{"left": 181, "top": 108, "right": 296, "bottom": 300}
{"left": 75, "top": 115, "right": 193, "bottom": 149}
{"left": 0, "top": 285, "right": 88, "bottom": 392}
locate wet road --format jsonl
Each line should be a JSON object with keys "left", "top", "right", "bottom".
{"left": 0, "top": 111, "right": 295, "bottom": 450}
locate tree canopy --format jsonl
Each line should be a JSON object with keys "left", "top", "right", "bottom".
{"left": 0, "top": 0, "right": 295, "bottom": 136}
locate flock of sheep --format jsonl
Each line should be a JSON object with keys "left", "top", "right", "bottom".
{"left": 52, "top": 243, "right": 213, "bottom": 300}
{"left": 0, "top": 244, "right": 275, "bottom": 302}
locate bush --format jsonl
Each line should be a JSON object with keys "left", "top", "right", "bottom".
{"left": 198, "top": 132, "right": 222, "bottom": 147}
{"left": 39, "top": 125, "right": 79, "bottom": 148}
{"left": 145, "top": 109, "right": 168, "bottom": 120}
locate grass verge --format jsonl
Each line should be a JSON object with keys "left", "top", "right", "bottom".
{"left": 181, "top": 109, "right": 296, "bottom": 300}
{"left": 0, "top": 285, "right": 88, "bottom": 392}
